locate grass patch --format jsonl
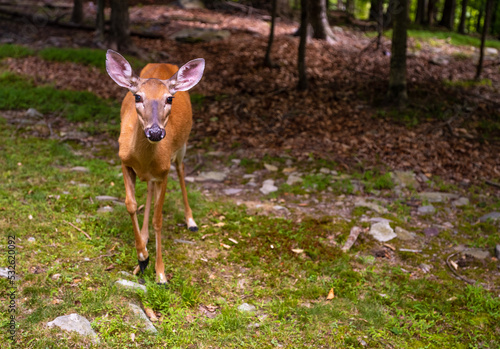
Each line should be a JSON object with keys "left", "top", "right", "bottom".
{"left": 0, "top": 43, "right": 35, "bottom": 59}
{"left": 0, "top": 72, "right": 120, "bottom": 123}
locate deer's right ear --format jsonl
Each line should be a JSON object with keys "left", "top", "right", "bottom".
{"left": 106, "top": 50, "right": 138, "bottom": 91}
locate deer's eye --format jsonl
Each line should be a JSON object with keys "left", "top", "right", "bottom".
{"left": 134, "top": 94, "right": 142, "bottom": 103}
{"left": 166, "top": 96, "right": 174, "bottom": 104}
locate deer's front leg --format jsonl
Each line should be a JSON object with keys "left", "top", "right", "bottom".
{"left": 122, "top": 165, "right": 149, "bottom": 272}
{"left": 153, "top": 178, "right": 168, "bottom": 284}
{"left": 174, "top": 144, "right": 198, "bottom": 232}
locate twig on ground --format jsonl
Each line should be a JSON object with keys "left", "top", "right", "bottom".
{"left": 484, "top": 179, "right": 500, "bottom": 189}
{"left": 63, "top": 220, "right": 92, "bottom": 240}
{"left": 341, "top": 226, "right": 365, "bottom": 252}
{"left": 446, "top": 252, "right": 476, "bottom": 285}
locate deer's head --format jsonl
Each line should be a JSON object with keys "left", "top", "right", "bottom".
{"left": 106, "top": 50, "right": 205, "bottom": 143}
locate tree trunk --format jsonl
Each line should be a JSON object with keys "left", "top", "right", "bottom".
{"left": 337, "top": 0, "right": 344, "bottom": 11}
{"left": 309, "top": 0, "right": 336, "bottom": 42}
{"left": 71, "top": 0, "right": 84, "bottom": 24}
{"left": 369, "top": 0, "right": 378, "bottom": 21}
{"left": 458, "top": 0, "right": 468, "bottom": 33}
{"left": 110, "top": 0, "right": 130, "bottom": 51}
{"left": 415, "top": 0, "right": 427, "bottom": 24}
{"left": 345, "top": 0, "right": 355, "bottom": 15}
{"left": 427, "top": 0, "right": 437, "bottom": 25}
{"left": 476, "top": 7, "right": 483, "bottom": 33}
{"left": 376, "top": 0, "right": 384, "bottom": 48}
{"left": 476, "top": 0, "right": 494, "bottom": 79}
{"left": 95, "top": 0, "right": 105, "bottom": 42}
{"left": 298, "top": 0, "right": 308, "bottom": 91}
{"left": 490, "top": 0, "right": 498, "bottom": 34}
{"left": 439, "top": 0, "right": 456, "bottom": 29}
{"left": 264, "top": 0, "right": 278, "bottom": 67}
{"left": 388, "top": 0, "right": 408, "bottom": 104}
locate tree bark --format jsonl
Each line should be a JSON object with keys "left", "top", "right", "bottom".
{"left": 264, "top": 0, "right": 278, "bottom": 67}
{"left": 458, "top": 0, "right": 468, "bottom": 33}
{"left": 476, "top": 7, "right": 483, "bottom": 33}
{"left": 298, "top": 0, "right": 308, "bottom": 91}
{"left": 376, "top": 0, "right": 383, "bottom": 48}
{"left": 71, "top": 0, "right": 84, "bottom": 24}
{"left": 439, "top": 0, "right": 456, "bottom": 29}
{"left": 110, "top": 0, "right": 130, "bottom": 51}
{"left": 415, "top": 0, "right": 427, "bottom": 24}
{"left": 309, "top": 0, "right": 336, "bottom": 42}
{"left": 427, "top": 0, "right": 438, "bottom": 25}
{"left": 388, "top": 0, "right": 408, "bottom": 104}
{"left": 476, "top": 0, "right": 494, "bottom": 79}
{"left": 369, "top": 0, "right": 379, "bottom": 21}
{"left": 95, "top": 0, "right": 105, "bottom": 42}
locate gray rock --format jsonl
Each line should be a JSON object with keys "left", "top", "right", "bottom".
{"left": 495, "top": 244, "right": 500, "bottom": 259}
{"left": 395, "top": 226, "right": 416, "bottom": 241}
{"left": 223, "top": 188, "right": 242, "bottom": 196}
{"left": 464, "top": 248, "right": 490, "bottom": 260}
{"left": 392, "top": 171, "right": 418, "bottom": 188}
{"left": 419, "top": 263, "right": 432, "bottom": 273}
{"left": 319, "top": 167, "right": 331, "bottom": 174}
{"left": 452, "top": 197, "right": 469, "bottom": 207}
{"left": 264, "top": 163, "right": 278, "bottom": 172}
{"left": 286, "top": 174, "right": 303, "bottom": 186}
{"left": 115, "top": 279, "right": 147, "bottom": 293}
{"left": 332, "top": 26, "right": 344, "bottom": 33}
{"left": 97, "top": 206, "right": 113, "bottom": 213}
{"left": 26, "top": 108, "right": 43, "bottom": 118}
{"left": 174, "top": 239, "right": 195, "bottom": 245}
{"left": 429, "top": 56, "right": 449, "bottom": 66}
{"left": 128, "top": 303, "right": 158, "bottom": 333}
{"left": 418, "top": 192, "right": 458, "bottom": 203}
{"left": 195, "top": 171, "right": 227, "bottom": 182}
{"left": 424, "top": 227, "right": 440, "bottom": 237}
{"left": 354, "top": 198, "right": 388, "bottom": 214}
{"left": 238, "top": 303, "right": 256, "bottom": 312}
{"left": 369, "top": 221, "right": 396, "bottom": 242}
{"left": 70, "top": 166, "right": 90, "bottom": 173}
{"left": 171, "top": 28, "right": 230, "bottom": 43}
{"left": 418, "top": 205, "right": 436, "bottom": 215}
{"left": 260, "top": 179, "right": 278, "bottom": 195}
{"left": 47, "top": 314, "right": 99, "bottom": 342}
{"left": 479, "top": 212, "right": 500, "bottom": 223}
{"left": 486, "top": 47, "right": 498, "bottom": 55}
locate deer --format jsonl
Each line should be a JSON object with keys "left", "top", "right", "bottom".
{"left": 105, "top": 50, "right": 205, "bottom": 284}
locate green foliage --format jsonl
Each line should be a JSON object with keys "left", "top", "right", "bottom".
{"left": 0, "top": 44, "right": 34, "bottom": 59}
{"left": 0, "top": 72, "right": 120, "bottom": 122}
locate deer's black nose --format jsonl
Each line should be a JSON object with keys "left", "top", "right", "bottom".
{"left": 145, "top": 125, "right": 165, "bottom": 142}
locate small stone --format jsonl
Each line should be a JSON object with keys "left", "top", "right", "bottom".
{"left": 332, "top": 26, "right": 344, "bottom": 33}
{"left": 354, "top": 198, "right": 388, "bottom": 214}
{"left": 27, "top": 237, "right": 36, "bottom": 243}
{"left": 464, "top": 248, "right": 490, "bottom": 260}
{"left": 319, "top": 167, "right": 331, "bottom": 174}
{"left": 51, "top": 273, "right": 61, "bottom": 280}
{"left": 231, "top": 159, "right": 241, "bottom": 165}
{"left": 429, "top": 56, "right": 449, "bottom": 66}
{"left": 286, "top": 174, "right": 303, "bottom": 186}
{"left": 95, "top": 195, "right": 119, "bottom": 202}
{"left": 118, "top": 271, "right": 133, "bottom": 278}
{"left": 115, "top": 279, "right": 147, "bottom": 293}
{"left": 260, "top": 179, "right": 278, "bottom": 195}
{"left": 238, "top": 303, "right": 256, "bottom": 312}
{"left": 418, "top": 205, "right": 436, "bottom": 215}
{"left": 70, "top": 166, "right": 90, "bottom": 173}
{"left": 418, "top": 192, "right": 458, "bottom": 203}
{"left": 419, "top": 263, "right": 432, "bottom": 273}
{"left": 195, "top": 171, "right": 227, "bottom": 182}
{"left": 495, "top": 244, "right": 500, "bottom": 259}
{"left": 47, "top": 314, "right": 99, "bottom": 342}
{"left": 486, "top": 47, "right": 498, "bottom": 55}
{"left": 223, "top": 188, "right": 242, "bottom": 196}
{"left": 479, "top": 211, "right": 500, "bottom": 223}
{"left": 174, "top": 239, "right": 195, "bottom": 245}
{"left": 128, "top": 303, "right": 157, "bottom": 333}
{"left": 452, "top": 197, "right": 469, "bottom": 207}
{"left": 395, "top": 227, "right": 416, "bottom": 241}
{"left": 26, "top": 108, "right": 43, "bottom": 118}
{"left": 264, "top": 163, "right": 278, "bottom": 172}
{"left": 97, "top": 206, "right": 113, "bottom": 213}
{"left": 369, "top": 221, "right": 397, "bottom": 242}
{"left": 282, "top": 167, "right": 297, "bottom": 174}
{"left": 392, "top": 171, "right": 418, "bottom": 188}
{"left": 424, "top": 227, "right": 440, "bottom": 237}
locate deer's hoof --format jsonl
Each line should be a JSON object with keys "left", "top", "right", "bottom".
{"left": 189, "top": 225, "right": 199, "bottom": 232}
{"left": 138, "top": 256, "right": 149, "bottom": 273}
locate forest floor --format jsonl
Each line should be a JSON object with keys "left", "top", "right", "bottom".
{"left": 0, "top": 1, "right": 500, "bottom": 348}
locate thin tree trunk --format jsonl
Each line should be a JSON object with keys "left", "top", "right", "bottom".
{"left": 388, "top": 0, "right": 409, "bottom": 104}
{"left": 369, "top": 0, "right": 378, "bottom": 21}
{"left": 427, "top": 0, "right": 437, "bottom": 25}
{"left": 309, "top": 0, "right": 335, "bottom": 42}
{"left": 264, "top": 0, "right": 278, "bottom": 67}
{"left": 110, "top": 0, "right": 130, "bottom": 51}
{"left": 71, "top": 0, "right": 84, "bottom": 24}
{"left": 458, "top": 0, "right": 468, "bottom": 33}
{"left": 376, "top": 0, "right": 383, "bottom": 48}
{"left": 298, "top": 0, "right": 308, "bottom": 91}
{"left": 490, "top": 0, "right": 498, "bottom": 33}
{"left": 95, "top": 0, "right": 105, "bottom": 42}
{"left": 415, "top": 0, "right": 427, "bottom": 24}
{"left": 476, "top": 0, "right": 494, "bottom": 79}
{"left": 476, "top": 7, "right": 483, "bottom": 32}
{"left": 439, "top": 0, "right": 456, "bottom": 29}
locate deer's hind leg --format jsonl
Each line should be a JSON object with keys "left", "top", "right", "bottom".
{"left": 174, "top": 143, "right": 198, "bottom": 232}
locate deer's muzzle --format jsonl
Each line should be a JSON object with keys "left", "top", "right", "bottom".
{"left": 145, "top": 124, "right": 166, "bottom": 142}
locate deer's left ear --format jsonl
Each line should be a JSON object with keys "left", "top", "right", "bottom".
{"left": 105, "top": 49, "right": 139, "bottom": 92}
{"left": 167, "top": 58, "right": 205, "bottom": 94}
